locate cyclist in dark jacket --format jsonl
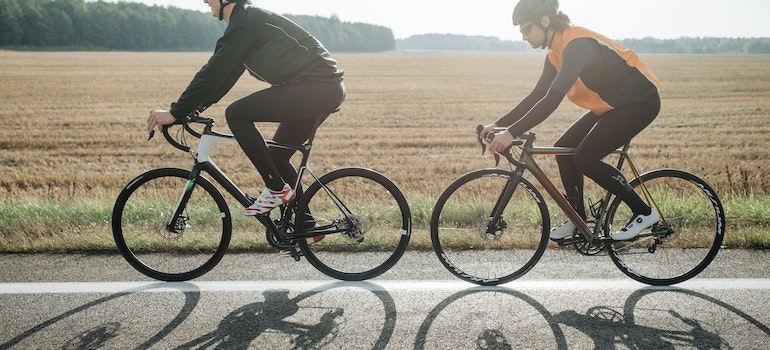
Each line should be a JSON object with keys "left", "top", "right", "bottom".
{"left": 147, "top": 0, "right": 345, "bottom": 215}
{"left": 479, "top": 0, "right": 662, "bottom": 241}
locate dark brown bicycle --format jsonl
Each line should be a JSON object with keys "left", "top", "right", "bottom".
{"left": 430, "top": 126, "right": 724, "bottom": 286}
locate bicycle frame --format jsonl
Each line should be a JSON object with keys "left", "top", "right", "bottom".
{"left": 490, "top": 133, "right": 663, "bottom": 242}
{"left": 166, "top": 116, "right": 346, "bottom": 242}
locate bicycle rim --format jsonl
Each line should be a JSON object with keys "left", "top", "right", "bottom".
{"left": 297, "top": 168, "right": 411, "bottom": 281}
{"left": 431, "top": 169, "right": 549, "bottom": 286}
{"left": 112, "top": 168, "right": 231, "bottom": 281}
{"left": 607, "top": 169, "right": 724, "bottom": 285}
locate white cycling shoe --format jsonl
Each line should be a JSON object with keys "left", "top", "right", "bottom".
{"left": 611, "top": 211, "right": 660, "bottom": 241}
{"left": 244, "top": 184, "right": 296, "bottom": 216}
{"left": 549, "top": 220, "right": 576, "bottom": 240}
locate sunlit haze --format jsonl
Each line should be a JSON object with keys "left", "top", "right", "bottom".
{"left": 96, "top": 0, "right": 769, "bottom": 40}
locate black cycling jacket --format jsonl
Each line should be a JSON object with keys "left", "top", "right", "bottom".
{"left": 170, "top": 4, "right": 342, "bottom": 119}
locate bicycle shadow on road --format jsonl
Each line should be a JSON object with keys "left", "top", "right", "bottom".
{"left": 0, "top": 282, "right": 200, "bottom": 350}
{"left": 414, "top": 285, "right": 770, "bottom": 350}
{"left": 414, "top": 286, "right": 567, "bottom": 350}
{"left": 174, "top": 281, "right": 397, "bottom": 350}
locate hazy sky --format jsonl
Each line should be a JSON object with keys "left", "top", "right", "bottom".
{"left": 99, "top": 0, "right": 769, "bottom": 40}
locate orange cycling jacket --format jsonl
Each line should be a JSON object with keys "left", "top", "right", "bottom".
{"left": 548, "top": 26, "right": 663, "bottom": 115}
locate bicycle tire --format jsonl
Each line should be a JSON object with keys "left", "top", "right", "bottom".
{"left": 430, "top": 169, "right": 550, "bottom": 285}
{"left": 112, "top": 168, "right": 231, "bottom": 281}
{"left": 296, "top": 167, "right": 411, "bottom": 281}
{"left": 606, "top": 169, "right": 725, "bottom": 285}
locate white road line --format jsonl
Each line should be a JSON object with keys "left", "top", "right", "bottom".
{"left": 1, "top": 279, "right": 769, "bottom": 295}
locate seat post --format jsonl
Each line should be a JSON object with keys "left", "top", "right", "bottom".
{"left": 615, "top": 142, "right": 632, "bottom": 170}
{"left": 304, "top": 109, "right": 339, "bottom": 146}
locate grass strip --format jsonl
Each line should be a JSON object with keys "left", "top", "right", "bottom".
{"left": 1, "top": 193, "right": 768, "bottom": 252}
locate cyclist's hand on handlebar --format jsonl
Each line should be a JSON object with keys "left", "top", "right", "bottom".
{"left": 488, "top": 130, "right": 515, "bottom": 155}
{"left": 476, "top": 124, "right": 497, "bottom": 146}
{"left": 147, "top": 110, "right": 176, "bottom": 135}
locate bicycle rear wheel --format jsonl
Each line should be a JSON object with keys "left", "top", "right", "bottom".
{"left": 431, "top": 169, "right": 549, "bottom": 285}
{"left": 606, "top": 169, "right": 725, "bottom": 285}
{"left": 297, "top": 168, "right": 411, "bottom": 281}
{"left": 112, "top": 168, "right": 231, "bottom": 281}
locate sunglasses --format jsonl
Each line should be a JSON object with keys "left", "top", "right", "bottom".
{"left": 520, "top": 23, "right": 535, "bottom": 35}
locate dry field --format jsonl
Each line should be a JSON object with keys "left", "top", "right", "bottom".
{"left": 1, "top": 50, "right": 769, "bottom": 250}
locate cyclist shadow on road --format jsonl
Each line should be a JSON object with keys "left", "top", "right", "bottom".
{"left": 0, "top": 282, "right": 201, "bottom": 350}
{"left": 175, "top": 290, "right": 340, "bottom": 349}
{"left": 553, "top": 286, "right": 770, "bottom": 349}
{"left": 415, "top": 286, "right": 770, "bottom": 350}
{"left": 554, "top": 306, "right": 722, "bottom": 349}
{"left": 176, "top": 282, "right": 396, "bottom": 350}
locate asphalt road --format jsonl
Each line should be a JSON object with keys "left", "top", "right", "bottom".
{"left": 1, "top": 250, "right": 769, "bottom": 349}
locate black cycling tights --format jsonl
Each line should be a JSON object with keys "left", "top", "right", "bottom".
{"left": 226, "top": 80, "right": 345, "bottom": 191}
{"left": 554, "top": 94, "right": 660, "bottom": 219}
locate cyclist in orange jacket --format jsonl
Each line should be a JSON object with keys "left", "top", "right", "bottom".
{"left": 479, "top": 0, "right": 663, "bottom": 241}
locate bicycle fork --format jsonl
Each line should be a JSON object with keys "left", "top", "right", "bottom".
{"left": 485, "top": 172, "right": 522, "bottom": 235}
{"left": 166, "top": 168, "right": 200, "bottom": 234}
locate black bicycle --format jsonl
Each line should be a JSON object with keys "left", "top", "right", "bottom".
{"left": 112, "top": 110, "right": 411, "bottom": 281}
{"left": 430, "top": 126, "right": 724, "bottom": 286}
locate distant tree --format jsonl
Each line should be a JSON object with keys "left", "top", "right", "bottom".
{"left": 746, "top": 39, "right": 770, "bottom": 54}
{"left": 42, "top": 7, "right": 75, "bottom": 46}
{"left": 0, "top": 0, "right": 24, "bottom": 46}
{"left": 288, "top": 14, "right": 395, "bottom": 52}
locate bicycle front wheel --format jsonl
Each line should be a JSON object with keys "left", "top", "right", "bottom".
{"left": 607, "top": 169, "right": 725, "bottom": 285}
{"left": 112, "top": 168, "right": 231, "bottom": 281}
{"left": 431, "top": 169, "right": 549, "bottom": 285}
{"left": 297, "top": 168, "right": 411, "bottom": 281}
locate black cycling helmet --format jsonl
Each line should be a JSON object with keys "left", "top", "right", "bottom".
{"left": 217, "top": 0, "right": 250, "bottom": 21}
{"left": 512, "top": 0, "right": 559, "bottom": 25}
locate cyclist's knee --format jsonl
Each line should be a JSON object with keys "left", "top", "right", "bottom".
{"left": 572, "top": 150, "right": 596, "bottom": 173}
{"left": 224, "top": 105, "right": 237, "bottom": 123}
{"left": 224, "top": 102, "right": 250, "bottom": 125}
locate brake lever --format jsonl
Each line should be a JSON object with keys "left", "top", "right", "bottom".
{"left": 147, "top": 130, "right": 155, "bottom": 141}
{"left": 477, "top": 125, "right": 503, "bottom": 166}
{"left": 478, "top": 142, "right": 502, "bottom": 165}
{"left": 477, "top": 124, "right": 489, "bottom": 156}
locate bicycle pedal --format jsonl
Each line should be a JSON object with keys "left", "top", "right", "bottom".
{"left": 279, "top": 247, "right": 302, "bottom": 261}
{"left": 551, "top": 237, "right": 573, "bottom": 247}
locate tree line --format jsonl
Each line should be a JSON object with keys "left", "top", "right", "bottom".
{"left": 0, "top": 0, "right": 395, "bottom": 52}
{"left": 397, "top": 34, "right": 770, "bottom": 54}
{"left": 2, "top": 0, "right": 766, "bottom": 54}
{"left": 617, "top": 37, "right": 770, "bottom": 54}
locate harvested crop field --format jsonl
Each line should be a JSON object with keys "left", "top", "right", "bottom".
{"left": 1, "top": 51, "right": 769, "bottom": 250}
